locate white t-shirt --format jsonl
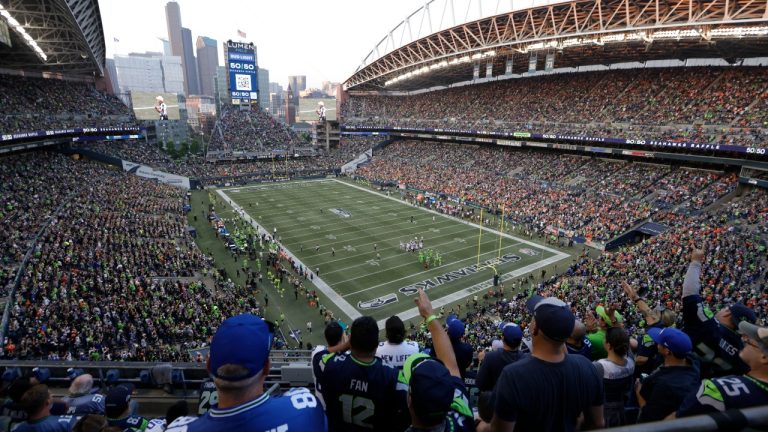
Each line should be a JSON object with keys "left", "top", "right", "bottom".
{"left": 376, "top": 341, "right": 420, "bottom": 369}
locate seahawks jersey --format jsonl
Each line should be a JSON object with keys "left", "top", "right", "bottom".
{"left": 107, "top": 415, "right": 149, "bottom": 431}
{"left": 62, "top": 394, "right": 105, "bottom": 415}
{"left": 11, "top": 416, "right": 79, "bottom": 432}
{"left": 164, "top": 388, "right": 327, "bottom": 432}
{"left": 313, "top": 350, "right": 407, "bottom": 431}
{"left": 682, "top": 295, "right": 748, "bottom": 377}
{"left": 677, "top": 375, "right": 768, "bottom": 417}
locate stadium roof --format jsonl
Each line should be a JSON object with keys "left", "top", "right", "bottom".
{"left": 0, "top": 0, "right": 105, "bottom": 76}
{"left": 344, "top": 0, "right": 768, "bottom": 92}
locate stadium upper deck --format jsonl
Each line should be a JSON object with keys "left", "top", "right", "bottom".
{"left": 344, "top": 0, "right": 768, "bottom": 92}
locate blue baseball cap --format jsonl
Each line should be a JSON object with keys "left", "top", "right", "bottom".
{"left": 526, "top": 295, "right": 575, "bottom": 342}
{"left": 729, "top": 303, "right": 757, "bottom": 326}
{"left": 209, "top": 314, "right": 274, "bottom": 382}
{"left": 648, "top": 327, "right": 692, "bottom": 358}
{"left": 408, "top": 359, "right": 455, "bottom": 424}
{"left": 446, "top": 317, "right": 465, "bottom": 340}
{"left": 501, "top": 323, "right": 523, "bottom": 345}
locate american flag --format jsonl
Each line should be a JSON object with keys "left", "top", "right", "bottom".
{"left": 237, "top": 30, "right": 246, "bottom": 38}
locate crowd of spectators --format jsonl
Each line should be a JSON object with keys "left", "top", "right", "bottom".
{"left": 0, "top": 152, "right": 263, "bottom": 362}
{"left": 356, "top": 141, "right": 739, "bottom": 242}
{"left": 342, "top": 67, "right": 768, "bottom": 145}
{"left": 0, "top": 75, "right": 136, "bottom": 135}
{"left": 206, "top": 105, "right": 305, "bottom": 157}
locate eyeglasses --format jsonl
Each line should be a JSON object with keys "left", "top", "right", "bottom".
{"left": 741, "top": 335, "right": 762, "bottom": 350}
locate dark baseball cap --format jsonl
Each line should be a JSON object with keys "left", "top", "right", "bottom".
{"left": 209, "top": 314, "right": 274, "bottom": 382}
{"left": 729, "top": 303, "right": 757, "bottom": 326}
{"left": 446, "top": 316, "right": 465, "bottom": 340}
{"left": 408, "top": 359, "right": 454, "bottom": 424}
{"left": 105, "top": 385, "right": 132, "bottom": 418}
{"left": 526, "top": 295, "right": 575, "bottom": 342}
{"left": 501, "top": 323, "right": 523, "bottom": 345}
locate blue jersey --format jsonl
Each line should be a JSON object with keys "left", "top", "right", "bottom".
{"left": 62, "top": 394, "right": 105, "bottom": 415}
{"left": 677, "top": 375, "right": 768, "bottom": 417}
{"left": 107, "top": 415, "right": 149, "bottom": 431}
{"left": 313, "top": 350, "right": 407, "bottom": 431}
{"left": 164, "top": 388, "right": 327, "bottom": 432}
{"left": 11, "top": 416, "right": 78, "bottom": 432}
{"left": 682, "top": 294, "right": 748, "bottom": 377}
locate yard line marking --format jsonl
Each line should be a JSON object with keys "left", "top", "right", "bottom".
{"left": 217, "top": 188, "right": 361, "bottom": 321}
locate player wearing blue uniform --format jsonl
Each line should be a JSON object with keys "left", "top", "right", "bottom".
{"left": 681, "top": 245, "right": 756, "bottom": 377}
{"left": 11, "top": 385, "right": 79, "bottom": 432}
{"left": 675, "top": 321, "right": 768, "bottom": 417}
{"left": 165, "top": 314, "right": 327, "bottom": 432}
{"left": 313, "top": 316, "right": 408, "bottom": 431}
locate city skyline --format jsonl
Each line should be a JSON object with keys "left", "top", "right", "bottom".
{"left": 99, "top": 0, "right": 421, "bottom": 89}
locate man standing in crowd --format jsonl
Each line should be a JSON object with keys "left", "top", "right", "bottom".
{"left": 478, "top": 295, "right": 604, "bottom": 431}
{"left": 376, "top": 316, "right": 420, "bottom": 369}
{"left": 61, "top": 374, "right": 104, "bottom": 415}
{"left": 675, "top": 321, "right": 768, "bottom": 417}
{"left": 12, "top": 385, "right": 79, "bottom": 432}
{"left": 105, "top": 385, "right": 149, "bottom": 431}
{"left": 401, "top": 288, "right": 474, "bottom": 432}
{"left": 444, "top": 316, "right": 474, "bottom": 378}
{"left": 635, "top": 327, "right": 699, "bottom": 423}
{"left": 682, "top": 244, "right": 756, "bottom": 377}
{"left": 166, "top": 314, "right": 327, "bottom": 431}
{"left": 565, "top": 320, "right": 593, "bottom": 360}
{"left": 476, "top": 323, "right": 526, "bottom": 393}
{"left": 313, "top": 316, "right": 407, "bottom": 431}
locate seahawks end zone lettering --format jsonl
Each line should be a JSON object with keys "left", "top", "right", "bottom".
{"left": 399, "top": 253, "right": 521, "bottom": 296}
{"left": 358, "top": 293, "right": 398, "bottom": 309}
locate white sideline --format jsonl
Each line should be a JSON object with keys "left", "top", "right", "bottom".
{"left": 217, "top": 188, "right": 362, "bottom": 320}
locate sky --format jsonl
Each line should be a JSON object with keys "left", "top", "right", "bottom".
{"left": 98, "top": 0, "right": 423, "bottom": 89}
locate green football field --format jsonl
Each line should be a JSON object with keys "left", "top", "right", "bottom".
{"left": 216, "top": 179, "right": 571, "bottom": 327}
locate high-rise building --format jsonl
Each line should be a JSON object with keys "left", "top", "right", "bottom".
{"left": 113, "top": 52, "right": 183, "bottom": 94}
{"left": 196, "top": 36, "right": 218, "bottom": 98}
{"left": 165, "top": 2, "right": 182, "bottom": 57}
{"left": 269, "top": 82, "right": 283, "bottom": 95}
{"left": 159, "top": 38, "right": 171, "bottom": 56}
{"left": 181, "top": 28, "right": 199, "bottom": 95}
{"left": 287, "top": 75, "right": 306, "bottom": 99}
{"left": 257, "top": 68, "right": 269, "bottom": 110}
{"left": 214, "top": 65, "right": 230, "bottom": 111}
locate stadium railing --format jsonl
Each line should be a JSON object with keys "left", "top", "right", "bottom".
{"left": 605, "top": 406, "right": 768, "bottom": 431}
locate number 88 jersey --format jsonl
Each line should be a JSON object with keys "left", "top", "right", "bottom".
{"left": 165, "top": 387, "right": 327, "bottom": 432}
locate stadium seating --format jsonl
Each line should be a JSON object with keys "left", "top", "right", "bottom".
{"left": 0, "top": 75, "right": 136, "bottom": 134}
{"left": 341, "top": 67, "right": 768, "bottom": 146}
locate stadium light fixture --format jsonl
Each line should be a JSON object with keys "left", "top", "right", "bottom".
{"left": 0, "top": 2, "right": 47, "bottom": 62}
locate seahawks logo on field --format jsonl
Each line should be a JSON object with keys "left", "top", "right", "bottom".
{"left": 519, "top": 248, "right": 540, "bottom": 256}
{"left": 358, "top": 294, "right": 398, "bottom": 309}
{"left": 330, "top": 208, "right": 352, "bottom": 218}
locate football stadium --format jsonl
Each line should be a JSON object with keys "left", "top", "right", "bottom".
{"left": 0, "top": 0, "right": 767, "bottom": 430}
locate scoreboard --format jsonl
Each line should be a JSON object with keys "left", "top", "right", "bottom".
{"left": 226, "top": 41, "right": 258, "bottom": 105}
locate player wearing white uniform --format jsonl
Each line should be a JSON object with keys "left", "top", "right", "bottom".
{"left": 376, "top": 316, "right": 420, "bottom": 369}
